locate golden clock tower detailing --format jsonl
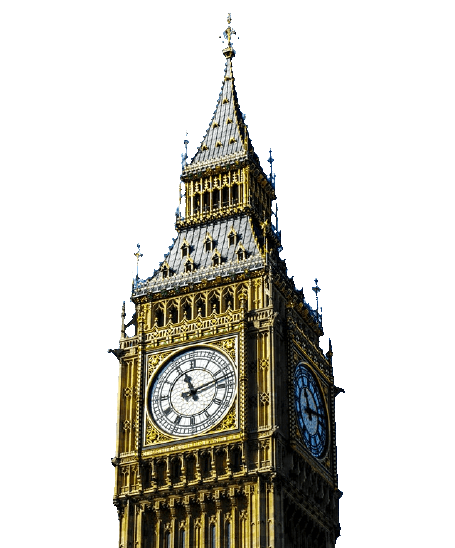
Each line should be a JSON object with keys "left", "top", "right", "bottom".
{"left": 110, "top": 15, "right": 342, "bottom": 548}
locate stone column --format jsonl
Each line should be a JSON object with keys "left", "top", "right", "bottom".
{"left": 155, "top": 502, "right": 163, "bottom": 548}
{"left": 170, "top": 498, "right": 178, "bottom": 548}
{"left": 135, "top": 503, "right": 143, "bottom": 548}
{"left": 215, "top": 491, "right": 223, "bottom": 548}
{"left": 200, "top": 494, "right": 209, "bottom": 548}
{"left": 229, "top": 489, "right": 238, "bottom": 548}
{"left": 184, "top": 496, "right": 192, "bottom": 548}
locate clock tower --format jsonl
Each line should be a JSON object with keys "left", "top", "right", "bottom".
{"left": 111, "top": 15, "right": 342, "bottom": 548}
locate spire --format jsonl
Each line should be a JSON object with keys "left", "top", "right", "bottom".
{"left": 187, "top": 14, "right": 253, "bottom": 167}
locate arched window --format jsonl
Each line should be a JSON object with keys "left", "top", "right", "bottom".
{"left": 195, "top": 298, "right": 205, "bottom": 317}
{"left": 179, "top": 529, "right": 186, "bottom": 548}
{"left": 222, "top": 187, "right": 229, "bottom": 207}
{"left": 225, "top": 521, "right": 231, "bottom": 548}
{"left": 213, "top": 189, "right": 220, "bottom": 209}
{"left": 186, "top": 455, "right": 196, "bottom": 481}
{"left": 232, "top": 184, "right": 239, "bottom": 204}
{"left": 212, "top": 250, "right": 221, "bottom": 266}
{"left": 210, "top": 524, "right": 216, "bottom": 548}
{"left": 156, "top": 308, "right": 164, "bottom": 327}
{"left": 205, "top": 234, "right": 213, "bottom": 252}
{"left": 172, "top": 458, "right": 181, "bottom": 482}
{"left": 203, "top": 191, "right": 209, "bottom": 212}
{"left": 183, "top": 302, "right": 192, "bottom": 320}
{"left": 169, "top": 306, "right": 178, "bottom": 324}
{"left": 164, "top": 530, "right": 171, "bottom": 548}
{"left": 228, "top": 229, "right": 237, "bottom": 247}
{"left": 210, "top": 295, "right": 220, "bottom": 314}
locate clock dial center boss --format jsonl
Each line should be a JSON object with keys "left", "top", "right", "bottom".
{"left": 147, "top": 347, "right": 236, "bottom": 437}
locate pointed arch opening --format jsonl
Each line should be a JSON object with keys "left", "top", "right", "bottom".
{"left": 195, "top": 296, "right": 206, "bottom": 317}
{"left": 212, "top": 249, "right": 221, "bottom": 267}
{"left": 209, "top": 291, "right": 220, "bottom": 314}
{"left": 154, "top": 305, "right": 165, "bottom": 327}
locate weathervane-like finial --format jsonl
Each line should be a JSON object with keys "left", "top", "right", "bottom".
{"left": 267, "top": 149, "right": 274, "bottom": 171}
{"left": 220, "top": 13, "right": 237, "bottom": 58}
{"left": 312, "top": 278, "right": 321, "bottom": 318}
{"left": 312, "top": 278, "right": 321, "bottom": 321}
{"left": 225, "top": 13, "right": 235, "bottom": 47}
{"left": 181, "top": 132, "right": 189, "bottom": 171}
{"left": 267, "top": 148, "right": 276, "bottom": 189}
{"left": 134, "top": 243, "right": 143, "bottom": 279}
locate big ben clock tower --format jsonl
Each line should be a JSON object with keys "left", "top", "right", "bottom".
{"left": 110, "top": 15, "right": 342, "bottom": 548}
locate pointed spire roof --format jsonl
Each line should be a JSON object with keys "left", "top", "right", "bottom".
{"left": 184, "top": 15, "right": 258, "bottom": 172}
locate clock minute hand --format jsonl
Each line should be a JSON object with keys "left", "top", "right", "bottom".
{"left": 194, "top": 375, "right": 229, "bottom": 394}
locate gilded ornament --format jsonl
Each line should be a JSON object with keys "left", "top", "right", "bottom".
{"left": 207, "top": 402, "right": 236, "bottom": 433}
{"left": 145, "top": 418, "right": 173, "bottom": 445}
{"left": 212, "top": 337, "right": 236, "bottom": 361}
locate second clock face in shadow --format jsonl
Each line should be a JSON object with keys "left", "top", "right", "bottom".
{"left": 294, "top": 362, "right": 328, "bottom": 458}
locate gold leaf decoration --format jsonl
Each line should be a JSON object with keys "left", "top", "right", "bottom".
{"left": 148, "top": 351, "right": 172, "bottom": 378}
{"left": 212, "top": 338, "right": 236, "bottom": 361}
{"left": 145, "top": 419, "right": 173, "bottom": 445}
{"left": 208, "top": 403, "right": 236, "bottom": 433}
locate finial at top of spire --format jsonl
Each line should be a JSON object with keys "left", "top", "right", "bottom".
{"left": 134, "top": 243, "right": 143, "bottom": 279}
{"left": 220, "top": 13, "right": 237, "bottom": 59}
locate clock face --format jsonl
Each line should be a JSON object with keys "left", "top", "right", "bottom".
{"left": 148, "top": 347, "right": 236, "bottom": 437}
{"left": 294, "top": 363, "right": 328, "bottom": 458}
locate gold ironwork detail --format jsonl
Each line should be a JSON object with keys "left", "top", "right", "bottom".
{"left": 147, "top": 350, "right": 173, "bottom": 378}
{"left": 212, "top": 337, "right": 236, "bottom": 361}
{"left": 207, "top": 402, "right": 237, "bottom": 434}
{"left": 145, "top": 418, "right": 173, "bottom": 445}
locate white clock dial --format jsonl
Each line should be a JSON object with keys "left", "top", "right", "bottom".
{"left": 148, "top": 347, "right": 236, "bottom": 437}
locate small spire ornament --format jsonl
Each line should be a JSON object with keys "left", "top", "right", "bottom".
{"left": 181, "top": 133, "right": 189, "bottom": 171}
{"left": 134, "top": 243, "right": 143, "bottom": 279}
{"left": 312, "top": 278, "right": 321, "bottom": 319}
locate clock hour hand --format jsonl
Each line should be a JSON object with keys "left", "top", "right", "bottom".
{"left": 181, "top": 390, "right": 197, "bottom": 401}
{"left": 304, "top": 406, "right": 324, "bottom": 420}
{"left": 184, "top": 373, "right": 195, "bottom": 390}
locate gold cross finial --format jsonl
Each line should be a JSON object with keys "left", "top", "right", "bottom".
{"left": 220, "top": 13, "right": 236, "bottom": 54}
